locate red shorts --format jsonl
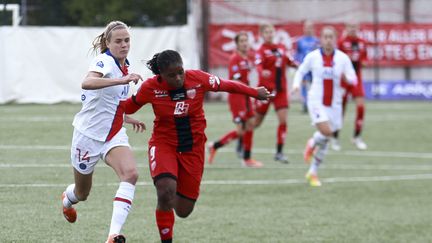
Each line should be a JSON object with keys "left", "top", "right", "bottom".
{"left": 148, "top": 142, "right": 205, "bottom": 201}
{"left": 228, "top": 94, "right": 254, "bottom": 123}
{"left": 255, "top": 89, "right": 289, "bottom": 115}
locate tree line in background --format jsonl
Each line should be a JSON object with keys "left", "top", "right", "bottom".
{"left": 0, "top": 0, "right": 187, "bottom": 26}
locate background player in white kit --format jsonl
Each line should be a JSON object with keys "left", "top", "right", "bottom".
{"left": 61, "top": 21, "right": 145, "bottom": 243}
{"left": 292, "top": 26, "right": 357, "bottom": 187}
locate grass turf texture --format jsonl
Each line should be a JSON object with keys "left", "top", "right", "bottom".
{"left": 0, "top": 101, "right": 431, "bottom": 242}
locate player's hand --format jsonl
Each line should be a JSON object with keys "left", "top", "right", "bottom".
{"left": 256, "top": 87, "right": 275, "bottom": 100}
{"left": 262, "top": 69, "right": 272, "bottom": 78}
{"left": 122, "top": 73, "right": 143, "bottom": 85}
{"left": 291, "top": 85, "right": 300, "bottom": 95}
{"left": 125, "top": 116, "right": 146, "bottom": 133}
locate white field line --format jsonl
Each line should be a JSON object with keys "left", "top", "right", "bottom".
{"left": 1, "top": 163, "right": 432, "bottom": 171}
{"left": 1, "top": 144, "right": 431, "bottom": 159}
{"left": 0, "top": 113, "right": 431, "bottom": 123}
{"left": 1, "top": 174, "right": 432, "bottom": 188}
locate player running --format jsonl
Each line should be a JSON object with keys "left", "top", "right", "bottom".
{"left": 61, "top": 21, "right": 145, "bottom": 243}
{"left": 295, "top": 20, "right": 319, "bottom": 113}
{"left": 124, "top": 50, "right": 272, "bottom": 243}
{"left": 332, "top": 22, "right": 368, "bottom": 151}
{"left": 292, "top": 26, "right": 357, "bottom": 186}
{"left": 207, "top": 31, "right": 263, "bottom": 168}
{"left": 255, "top": 23, "right": 298, "bottom": 163}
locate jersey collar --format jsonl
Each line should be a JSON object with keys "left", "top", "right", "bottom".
{"left": 105, "top": 49, "right": 130, "bottom": 76}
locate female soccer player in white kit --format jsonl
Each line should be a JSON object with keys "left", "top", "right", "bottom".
{"left": 61, "top": 21, "right": 145, "bottom": 243}
{"left": 292, "top": 26, "right": 357, "bottom": 187}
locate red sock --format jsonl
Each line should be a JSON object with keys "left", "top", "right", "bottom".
{"left": 156, "top": 209, "right": 174, "bottom": 241}
{"left": 277, "top": 123, "right": 287, "bottom": 145}
{"left": 214, "top": 130, "right": 238, "bottom": 149}
{"left": 355, "top": 104, "right": 365, "bottom": 137}
{"left": 242, "top": 130, "right": 253, "bottom": 159}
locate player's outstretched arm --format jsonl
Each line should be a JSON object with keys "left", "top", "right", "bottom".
{"left": 217, "top": 78, "right": 272, "bottom": 100}
{"left": 82, "top": 71, "right": 143, "bottom": 90}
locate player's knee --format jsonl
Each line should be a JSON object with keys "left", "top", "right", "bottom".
{"left": 175, "top": 207, "right": 193, "bottom": 218}
{"left": 321, "top": 129, "right": 333, "bottom": 137}
{"left": 123, "top": 168, "right": 139, "bottom": 184}
{"left": 156, "top": 182, "right": 176, "bottom": 208}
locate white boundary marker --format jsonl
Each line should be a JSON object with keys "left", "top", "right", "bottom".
{"left": 1, "top": 174, "right": 432, "bottom": 188}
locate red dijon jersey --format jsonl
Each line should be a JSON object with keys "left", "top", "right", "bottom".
{"left": 124, "top": 70, "right": 259, "bottom": 152}
{"left": 227, "top": 51, "right": 254, "bottom": 122}
{"left": 255, "top": 43, "right": 297, "bottom": 92}
{"left": 338, "top": 35, "right": 367, "bottom": 77}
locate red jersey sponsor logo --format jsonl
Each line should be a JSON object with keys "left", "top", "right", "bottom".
{"left": 174, "top": 101, "right": 189, "bottom": 116}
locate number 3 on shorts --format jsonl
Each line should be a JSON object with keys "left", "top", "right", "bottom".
{"left": 149, "top": 146, "right": 156, "bottom": 171}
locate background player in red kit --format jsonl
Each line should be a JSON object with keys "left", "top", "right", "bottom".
{"left": 207, "top": 32, "right": 263, "bottom": 168}
{"left": 254, "top": 23, "right": 298, "bottom": 163}
{"left": 124, "top": 50, "right": 272, "bottom": 243}
{"left": 333, "top": 22, "right": 368, "bottom": 150}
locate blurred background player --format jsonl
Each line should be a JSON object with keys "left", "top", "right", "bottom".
{"left": 207, "top": 32, "right": 263, "bottom": 168}
{"left": 124, "top": 50, "right": 272, "bottom": 243}
{"left": 254, "top": 23, "right": 298, "bottom": 163}
{"left": 332, "top": 21, "right": 368, "bottom": 151}
{"left": 61, "top": 21, "right": 145, "bottom": 243}
{"left": 295, "top": 20, "right": 319, "bottom": 113}
{"left": 292, "top": 26, "right": 357, "bottom": 186}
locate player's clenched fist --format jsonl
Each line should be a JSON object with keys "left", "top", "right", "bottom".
{"left": 122, "top": 73, "right": 143, "bottom": 84}
{"left": 255, "top": 87, "right": 274, "bottom": 100}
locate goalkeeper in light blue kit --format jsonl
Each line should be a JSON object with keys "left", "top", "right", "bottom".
{"left": 295, "top": 20, "right": 319, "bottom": 113}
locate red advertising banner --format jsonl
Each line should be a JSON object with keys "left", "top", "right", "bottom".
{"left": 209, "top": 23, "right": 432, "bottom": 67}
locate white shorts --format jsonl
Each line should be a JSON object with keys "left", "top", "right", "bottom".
{"left": 307, "top": 102, "right": 342, "bottom": 132}
{"left": 70, "top": 127, "right": 130, "bottom": 175}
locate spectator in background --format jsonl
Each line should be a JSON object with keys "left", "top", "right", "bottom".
{"left": 292, "top": 26, "right": 357, "bottom": 186}
{"left": 333, "top": 21, "right": 368, "bottom": 151}
{"left": 207, "top": 32, "right": 263, "bottom": 168}
{"left": 295, "top": 20, "right": 320, "bottom": 113}
{"left": 254, "top": 23, "right": 298, "bottom": 164}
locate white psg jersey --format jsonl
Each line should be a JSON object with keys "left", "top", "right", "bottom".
{"left": 72, "top": 52, "right": 129, "bottom": 142}
{"left": 293, "top": 49, "right": 357, "bottom": 106}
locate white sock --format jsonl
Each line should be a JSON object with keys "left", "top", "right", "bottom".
{"left": 109, "top": 182, "right": 135, "bottom": 235}
{"left": 308, "top": 140, "right": 329, "bottom": 175}
{"left": 63, "top": 184, "right": 79, "bottom": 208}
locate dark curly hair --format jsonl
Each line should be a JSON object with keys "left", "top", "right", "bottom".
{"left": 146, "top": 50, "right": 183, "bottom": 75}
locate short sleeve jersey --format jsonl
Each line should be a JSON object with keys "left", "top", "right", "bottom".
{"left": 72, "top": 51, "right": 130, "bottom": 142}
{"left": 132, "top": 70, "right": 222, "bottom": 152}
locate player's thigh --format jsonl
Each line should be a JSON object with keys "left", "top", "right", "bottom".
{"left": 148, "top": 143, "right": 179, "bottom": 182}
{"left": 308, "top": 102, "right": 332, "bottom": 136}
{"left": 327, "top": 105, "right": 343, "bottom": 133}
{"left": 254, "top": 99, "right": 270, "bottom": 125}
{"left": 273, "top": 90, "right": 289, "bottom": 111}
{"left": 103, "top": 128, "right": 137, "bottom": 183}
{"left": 176, "top": 143, "right": 205, "bottom": 202}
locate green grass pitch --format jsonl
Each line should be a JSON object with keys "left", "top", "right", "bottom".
{"left": 0, "top": 101, "right": 431, "bottom": 242}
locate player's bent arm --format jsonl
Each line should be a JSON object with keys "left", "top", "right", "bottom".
{"left": 82, "top": 72, "right": 142, "bottom": 90}
{"left": 343, "top": 55, "right": 358, "bottom": 86}
{"left": 292, "top": 55, "right": 312, "bottom": 91}
{"left": 124, "top": 95, "right": 144, "bottom": 115}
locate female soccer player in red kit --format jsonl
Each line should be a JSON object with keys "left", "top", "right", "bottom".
{"left": 332, "top": 22, "right": 368, "bottom": 151}
{"left": 207, "top": 32, "right": 263, "bottom": 168}
{"left": 255, "top": 23, "right": 297, "bottom": 163}
{"left": 124, "top": 50, "right": 272, "bottom": 243}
